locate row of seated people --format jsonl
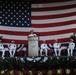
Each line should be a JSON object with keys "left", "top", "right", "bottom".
{"left": 0, "top": 40, "right": 27, "bottom": 57}
{"left": 0, "top": 40, "right": 16, "bottom": 57}
{"left": 40, "top": 39, "right": 76, "bottom": 56}
{"left": 0, "top": 39, "right": 76, "bottom": 57}
{"left": 14, "top": 39, "right": 76, "bottom": 56}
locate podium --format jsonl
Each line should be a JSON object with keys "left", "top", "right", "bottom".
{"left": 28, "top": 36, "right": 39, "bottom": 56}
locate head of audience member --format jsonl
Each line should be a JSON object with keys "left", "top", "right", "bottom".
{"left": 0, "top": 36, "right": 3, "bottom": 43}
{"left": 11, "top": 40, "right": 15, "bottom": 44}
{"left": 54, "top": 39, "right": 58, "bottom": 43}
{"left": 70, "top": 39, "right": 73, "bottom": 42}
{"left": 43, "top": 40, "right": 46, "bottom": 44}
{"left": 0, "top": 40, "right": 2, "bottom": 43}
{"left": 30, "top": 30, "right": 34, "bottom": 34}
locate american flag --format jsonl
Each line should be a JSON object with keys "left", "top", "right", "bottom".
{"left": 0, "top": 0, "right": 76, "bottom": 45}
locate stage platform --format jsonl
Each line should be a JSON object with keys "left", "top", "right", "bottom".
{"left": 0, "top": 56, "right": 76, "bottom": 61}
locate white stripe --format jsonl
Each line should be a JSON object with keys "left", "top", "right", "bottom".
{"left": 40, "top": 33, "right": 73, "bottom": 40}
{"left": 17, "top": 44, "right": 24, "bottom": 52}
{"left": 32, "top": 8, "right": 76, "bottom": 16}
{"left": 33, "top": 24, "right": 76, "bottom": 32}
{"left": 32, "top": 1, "right": 76, "bottom": 8}
{"left": 32, "top": 16, "right": 76, "bottom": 24}
{"left": 0, "top": 26, "right": 33, "bottom": 32}
{"left": 0, "top": 24, "right": 76, "bottom": 32}
{"left": 0, "top": 33, "right": 73, "bottom": 40}
{"left": 0, "top": 34, "right": 26, "bottom": 40}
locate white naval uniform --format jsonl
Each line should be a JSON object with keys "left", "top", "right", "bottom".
{"left": 40, "top": 43, "right": 48, "bottom": 56}
{"left": 8, "top": 44, "right": 17, "bottom": 57}
{"left": 28, "top": 33, "right": 37, "bottom": 37}
{"left": 0, "top": 43, "right": 5, "bottom": 57}
{"left": 53, "top": 42, "right": 61, "bottom": 56}
{"left": 67, "top": 42, "right": 75, "bottom": 56}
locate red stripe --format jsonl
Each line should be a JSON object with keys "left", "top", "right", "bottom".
{"left": 32, "top": 4, "right": 76, "bottom": 11}
{"left": 32, "top": 0, "right": 71, "bottom": 4}
{"left": 0, "top": 30, "right": 29, "bottom": 36}
{"left": 3, "top": 38, "right": 70, "bottom": 44}
{"left": 32, "top": 20, "right": 76, "bottom": 28}
{"left": 3, "top": 39, "right": 28, "bottom": 44}
{"left": 0, "top": 28, "right": 76, "bottom": 36}
{"left": 39, "top": 38, "right": 70, "bottom": 44}
{"left": 32, "top": 12, "right": 76, "bottom": 20}
{"left": 36, "top": 28, "right": 76, "bottom": 36}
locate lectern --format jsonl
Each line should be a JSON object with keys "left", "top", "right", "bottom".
{"left": 28, "top": 36, "right": 39, "bottom": 56}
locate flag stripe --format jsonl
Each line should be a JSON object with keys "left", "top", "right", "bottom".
{"left": 3, "top": 38, "right": 70, "bottom": 44}
{"left": 32, "top": 12, "right": 76, "bottom": 20}
{"left": 32, "top": 4, "right": 76, "bottom": 11}
{"left": 32, "top": 16, "right": 76, "bottom": 24}
{"left": 32, "top": 0, "right": 71, "bottom": 3}
{"left": 32, "top": 0, "right": 76, "bottom": 8}
{"left": 2, "top": 33, "right": 72, "bottom": 40}
{"left": 0, "top": 24, "right": 76, "bottom": 32}
{"left": 0, "top": 33, "right": 73, "bottom": 41}
{"left": 32, "top": 8, "right": 76, "bottom": 16}
{"left": 0, "top": 27, "right": 76, "bottom": 36}
{"left": 32, "top": 20, "right": 76, "bottom": 28}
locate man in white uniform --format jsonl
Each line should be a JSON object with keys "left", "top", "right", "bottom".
{"left": 8, "top": 40, "right": 17, "bottom": 57}
{"left": 53, "top": 39, "right": 61, "bottom": 56}
{"left": 67, "top": 39, "right": 75, "bottom": 56}
{"left": 28, "top": 30, "right": 37, "bottom": 37}
{"left": 0, "top": 40, "right": 5, "bottom": 57}
{"left": 40, "top": 40, "right": 48, "bottom": 56}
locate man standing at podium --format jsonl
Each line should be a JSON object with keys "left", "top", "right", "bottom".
{"left": 29, "top": 30, "right": 37, "bottom": 37}
{"left": 28, "top": 30, "right": 39, "bottom": 56}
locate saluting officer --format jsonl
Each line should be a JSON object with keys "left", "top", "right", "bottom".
{"left": 67, "top": 39, "right": 75, "bottom": 56}
{"left": 8, "top": 40, "right": 17, "bottom": 57}
{"left": 0, "top": 40, "right": 5, "bottom": 57}
{"left": 53, "top": 39, "right": 61, "bottom": 56}
{"left": 40, "top": 40, "right": 48, "bottom": 56}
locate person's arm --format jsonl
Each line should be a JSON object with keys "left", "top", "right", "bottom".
{"left": 59, "top": 43, "right": 61, "bottom": 48}
{"left": 74, "top": 43, "right": 75, "bottom": 48}
{"left": 34, "top": 34, "right": 37, "bottom": 36}
{"left": 68, "top": 43, "right": 70, "bottom": 48}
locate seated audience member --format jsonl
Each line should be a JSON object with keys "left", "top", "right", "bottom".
{"left": 8, "top": 40, "right": 17, "bottom": 57}
{"left": 53, "top": 39, "right": 61, "bottom": 56}
{"left": 40, "top": 40, "right": 48, "bottom": 56}
{"left": 28, "top": 30, "right": 37, "bottom": 37}
{"left": 0, "top": 40, "right": 5, "bottom": 57}
{"left": 67, "top": 39, "right": 75, "bottom": 56}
